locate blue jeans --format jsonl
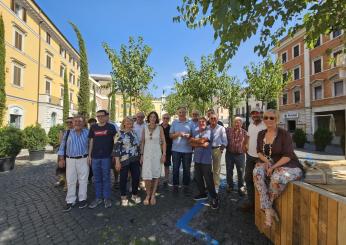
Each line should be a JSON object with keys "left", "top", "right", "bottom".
{"left": 225, "top": 151, "right": 245, "bottom": 189}
{"left": 172, "top": 151, "right": 192, "bottom": 186}
{"left": 92, "top": 158, "right": 111, "bottom": 199}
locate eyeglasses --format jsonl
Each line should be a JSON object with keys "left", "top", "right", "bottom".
{"left": 163, "top": 117, "right": 170, "bottom": 120}
{"left": 263, "top": 116, "right": 276, "bottom": 121}
{"left": 210, "top": 118, "right": 217, "bottom": 120}
{"left": 66, "top": 121, "right": 73, "bottom": 124}
{"left": 96, "top": 115, "right": 106, "bottom": 118}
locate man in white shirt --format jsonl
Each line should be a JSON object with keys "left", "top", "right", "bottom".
{"left": 242, "top": 108, "right": 266, "bottom": 212}
{"left": 133, "top": 112, "right": 146, "bottom": 144}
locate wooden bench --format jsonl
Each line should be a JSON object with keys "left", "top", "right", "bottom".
{"left": 255, "top": 181, "right": 346, "bottom": 245}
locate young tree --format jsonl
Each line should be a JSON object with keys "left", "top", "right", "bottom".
{"left": 91, "top": 84, "right": 96, "bottom": 118}
{"left": 136, "top": 93, "right": 155, "bottom": 115}
{"left": 0, "top": 15, "right": 5, "bottom": 126}
{"left": 103, "top": 37, "right": 155, "bottom": 117}
{"left": 217, "top": 75, "right": 243, "bottom": 125}
{"left": 175, "top": 55, "right": 223, "bottom": 114}
{"left": 63, "top": 71, "right": 69, "bottom": 124}
{"left": 109, "top": 82, "right": 116, "bottom": 122}
{"left": 174, "top": 1, "right": 346, "bottom": 70}
{"left": 245, "top": 58, "right": 287, "bottom": 110}
{"left": 69, "top": 22, "right": 90, "bottom": 117}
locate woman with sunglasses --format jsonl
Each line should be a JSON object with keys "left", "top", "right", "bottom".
{"left": 141, "top": 111, "right": 167, "bottom": 205}
{"left": 253, "top": 109, "right": 304, "bottom": 227}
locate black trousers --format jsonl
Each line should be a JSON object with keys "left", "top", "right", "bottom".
{"left": 120, "top": 161, "right": 140, "bottom": 196}
{"left": 244, "top": 154, "right": 258, "bottom": 205}
{"left": 194, "top": 163, "right": 217, "bottom": 199}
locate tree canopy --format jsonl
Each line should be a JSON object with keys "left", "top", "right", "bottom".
{"left": 174, "top": 0, "right": 346, "bottom": 70}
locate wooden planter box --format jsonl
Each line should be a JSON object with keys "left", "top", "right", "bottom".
{"left": 255, "top": 181, "right": 346, "bottom": 245}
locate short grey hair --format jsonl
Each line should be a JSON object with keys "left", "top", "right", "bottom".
{"left": 234, "top": 117, "right": 243, "bottom": 124}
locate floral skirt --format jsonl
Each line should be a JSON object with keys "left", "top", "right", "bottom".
{"left": 253, "top": 164, "right": 302, "bottom": 209}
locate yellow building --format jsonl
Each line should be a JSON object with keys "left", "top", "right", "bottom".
{"left": 0, "top": 0, "right": 80, "bottom": 131}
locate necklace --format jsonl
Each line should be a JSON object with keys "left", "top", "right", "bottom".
{"left": 263, "top": 129, "right": 277, "bottom": 164}
{"left": 148, "top": 125, "right": 156, "bottom": 140}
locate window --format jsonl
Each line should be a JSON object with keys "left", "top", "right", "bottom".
{"left": 69, "top": 72, "right": 75, "bottom": 84}
{"left": 46, "top": 33, "right": 51, "bottom": 44}
{"left": 60, "top": 87, "right": 64, "bottom": 97}
{"left": 282, "top": 93, "right": 288, "bottom": 105}
{"left": 50, "top": 112, "right": 57, "bottom": 127}
{"left": 69, "top": 55, "right": 73, "bottom": 64}
{"left": 77, "top": 78, "right": 80, "bottom": 87}
{"left": 10, "top": 114, "right": 22, "bottom": 128}
{"left": 293, "top": 89, "right": 300, "bottom": 103}
{"left": 46, "top": 54, "right": 52, "bottom": 69}
{"left": 69, "top": 92, "right": 73, "bottom": 103}
{"left": 332, "top": 50, "right": 343, "bottom": 67}
{"left": 60, "top": 46, "right": 66, "bottom": 58}
{"left": 314, "top": 86, "right": 323, "bottom": 100}
{"left": 293, "top": 44, "right": 300, "bottom": 58}
{"left": 281, "top": 52, "right": 287, "bottom": 63}
{"left": 293, "top": 66, "right": 300, "bottom": 80}
{"left": 236, "top": 108, "right": 240, "bottom": 115}
{"left": 314, "top": 36, "right": 321, "bottom": 47}
{"left": 332, "top": 29, "right": 342, "bottom": 39}
{"left": 60, "top": 65, "right": 65, "bottom": 78}
{"left": 45, "top": 79, "right": 51, "bottom": 95}
{"left": 282, "top": 72, "right": 288, "bottom": 82}
{"left": 313, "top": 58, "right": 322, "bottom": 74}
{"left": 334, "top": 81, "right": 344, "bottom": 97}
{"left": 12, "top": 63, "right": 23, "bottom": 86}
{"left": 12, "top": 1, "right": 27, "bottom": 21}
{"left": 241, "top": 107, "right": 245, "bottom": 115}
{"left": 14, "top": 29, "right": 23, "bottom": 51}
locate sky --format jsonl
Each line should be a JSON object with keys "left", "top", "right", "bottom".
{"left": 36, "top": 0, "right": 263, "bottom": 98}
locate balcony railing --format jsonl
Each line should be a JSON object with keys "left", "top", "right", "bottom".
{"left": 39, "top": 94, "right": 63, "bottom": 107}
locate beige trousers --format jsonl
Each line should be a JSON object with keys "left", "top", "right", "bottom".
{"left": 212, "top": 148, "right": 222, "bottom": 188}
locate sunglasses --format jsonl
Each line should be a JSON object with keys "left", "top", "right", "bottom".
{"left": 163, "top": 117, "right": 169, "bottom": 120}
{"left": 66, "top": 121, "right": 73, "bottom": 124}
{"left": 210, "top": 118, "right": 217, "bottom": 120}
{"left": 96, "top": 115, "right": 106, "bottom": 118}
{"left": 264, "top": 116, "right": 276, "bottom": 121}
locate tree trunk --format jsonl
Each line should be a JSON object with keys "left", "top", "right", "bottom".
{"left": 228, "top": 106, "right": 234, "bottom": 127}
{"left": 129, "top": 96, "right": 132, "bottom": 115}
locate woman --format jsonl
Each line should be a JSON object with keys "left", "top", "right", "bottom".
{"left": 253, "top": 109, "right": 303, "bottom": 227}
{"left": 113, "top": 117, "right": 141, "bottom": 206}
{"left": 141, "top": 111, "right": 166, "bottom": 205}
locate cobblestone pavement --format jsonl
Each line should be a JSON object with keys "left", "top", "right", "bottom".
{"left": 0, "top": 153, "right": 271, "bottom": 245}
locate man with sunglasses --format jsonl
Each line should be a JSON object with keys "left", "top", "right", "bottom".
{"left": 88, "top": 110, "right": 117, "bottom": 209}
{"left": 55, "top": 117, "right": 74, "bottom": 191}
{"left": 242, "top": 107, "right": 266, "bottom": 212}
{"left": 161, "top": 113, "right": 172, "bottom": 186}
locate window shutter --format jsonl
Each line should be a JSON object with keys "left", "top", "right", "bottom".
{"left": 11, "top": 0, "right": 15, "bottom": 11}
{"left": 23, "top": 8, "right": 27, "bottom": 22}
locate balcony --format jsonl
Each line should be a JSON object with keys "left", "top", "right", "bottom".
{"left": 39, "top": 94, "right": 63, "bottom": 107}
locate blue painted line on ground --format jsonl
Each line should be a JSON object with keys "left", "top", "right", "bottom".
{"left": 176, "top": 179, "right": 227, "bottom": 245}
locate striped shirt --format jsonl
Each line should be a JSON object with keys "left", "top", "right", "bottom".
{"left": 57, "top": 128, "right": 89, "bottom": 157}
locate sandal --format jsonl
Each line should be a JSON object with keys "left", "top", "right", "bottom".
{"left": 264, "top": 209, "right": 272, "bottom": 227}
{"left": 150, "top": 195, "right": 156, "bottom": 206}
{"left": 143, "top": 196, "right": 150, "bottom": 206}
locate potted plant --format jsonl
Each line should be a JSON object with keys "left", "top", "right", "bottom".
{"left": 313, "top": 127, "right": 333, "bottom": 152}
{"left": 293, "top": 128, "right": 307, "bottom": 148}
{"left": 0, "top": 127, "right": 23, "bottom": 171}
{"left": 48, "top": 124, "right": 65, "bottom": 152}
{"left": 23, "top": 124, "right": 48, "bottom": 161}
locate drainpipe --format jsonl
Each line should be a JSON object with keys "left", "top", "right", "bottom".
{"left": 36, "top": 18, "right": 43, "bottom": 124}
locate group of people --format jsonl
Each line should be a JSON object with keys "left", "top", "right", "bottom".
{"left": 56, "top": 106, "right": 304, "bottom": 227}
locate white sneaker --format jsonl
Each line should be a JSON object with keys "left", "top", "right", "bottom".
{"left": 131, "top": 195, "right": 141, "bottom": 204}
{"left": 121, "top": 198, "right": 129, "bottom": 207}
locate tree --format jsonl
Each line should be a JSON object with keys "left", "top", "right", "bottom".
{"left": 175, "top": 55, "right": 224, "bottom": 114}
{"left": 109, "top": 82, "right": 116, "bottom": 122}
{"left": 103, "top": 37, "right": 155, "bottom": 117}
{"left": 63, "top": 71, "right": 69, "bottom": 124}
{"left": 69, "top": 22, "right": 90, "bottom": 117}
{"left": 217, "top": 75, "right": 243, "bottom": 125}
{"left": 0, "top": 15, "right": 5, "bottom": 126}
{"left": 174, "top": 1, "right": 346, "bottom": 70}
{"left": 136, "top": 93, "right": 155, "bottom": 115}
{"left": 90, "top": 84, "right": 96, "bottom": 118}
{"left": 245, "top": 58, "right": 287, "bottom": 110}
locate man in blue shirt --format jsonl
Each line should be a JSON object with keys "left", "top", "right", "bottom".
{"left": 169, "top": 107, "right": 193, "bottom": 189}
{"left": 88, "top": 110, "right": 117, "bottom": 209}
{"left": 58, "top": 115, "right": 90, "bottom": 212}
{"left": 189, "top": 117, "right": 219, "bottom": 209}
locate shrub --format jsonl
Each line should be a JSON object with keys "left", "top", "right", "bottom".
{"left": 0, "top": 126, "right": 23, "bottom": 158}
{"left": 293, "top": 128, "right": 307, "bottom": 148}
{"left": 313, "top": 127, "right": 333, "bottom": 151}
{"left": 48, "top": 124, "right": 65, "bottom": 148}
{"left": 23, "top": 124, "right": 48, "bottom": 151}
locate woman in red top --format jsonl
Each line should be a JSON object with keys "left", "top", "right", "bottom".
{"left": 253, "top": 109, "right": 303, "bottom": 227}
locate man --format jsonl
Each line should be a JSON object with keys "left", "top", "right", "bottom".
{"left": 225, "top": 117, "right": 247, "bottom": 195}
{"left": 169, "top": 107, "right": 193, "bottom": 190}
{"left": 189, "top": 117, "right": 219, "bottom": 209}
{"left": 88, "top": 110, "right": 117, "bottom": 209}
{"left": 58, "top": 115, "right": 89, "bottom": 212}
{"left": 55, "top": 117, "right": 74, "bottom": 190}
{"left": 207, "top": 109, "right": 224, "bottom": 126}
{"left": 209, "top": 113, "right": 228, "bottom": 192}
{"left": 190, "top": 110, "right": 200, "bottom": 130}
{"left": 133, "top": 112, "right": 146, "bottom": 144}
{"left": 161, "top": 113, "right": 172, "bottom": 186}
{"left": 242, "top": 108, "right": 266, "bottom": 212}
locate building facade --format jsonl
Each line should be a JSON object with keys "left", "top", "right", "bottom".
{"left": 1, "top": 0, "right": 80, "bottom": 131}
{"left": 273, "top": 29, "right": 346, "bottom": 143}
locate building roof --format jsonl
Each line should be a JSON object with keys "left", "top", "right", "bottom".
{"left": 90, "top": 74, "right": 112, "bottom": 81}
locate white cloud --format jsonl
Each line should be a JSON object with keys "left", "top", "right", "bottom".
{"left": 173, "top": 71, "right": 187, "bottom": 78}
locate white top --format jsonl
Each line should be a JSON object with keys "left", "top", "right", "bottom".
{"left": 142, "top": 125, "right": 162, "bottom": 180}
{"left": 133, "top": 122, "right": 146, "bottom": 143}
{"left": 247, "top": 121, "right": 266, "bottom": 157}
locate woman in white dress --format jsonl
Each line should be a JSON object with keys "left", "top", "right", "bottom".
{"left": 140, "top": 111, "right": 166, "bottom": 205}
